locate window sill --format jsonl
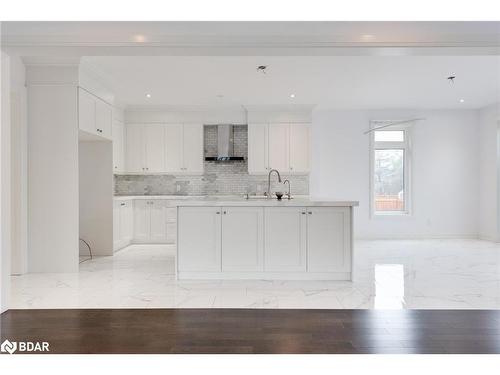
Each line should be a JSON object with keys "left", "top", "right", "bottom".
{"left": 371, "top": 211, "right": 412, "bottom": 219}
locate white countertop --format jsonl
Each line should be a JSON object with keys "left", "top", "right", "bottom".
{"left": 113, "top": 195, "right": 208, "bottom": 201}
{"left": 174, "top": 199, "right": 358, "bottom": 207}
{"left": 114, "top": 195, "right": 358, "bottom": 207}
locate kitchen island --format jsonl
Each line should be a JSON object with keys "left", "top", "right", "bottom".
{"left": 175, "top": 199, "right": 358, "bottom": 280}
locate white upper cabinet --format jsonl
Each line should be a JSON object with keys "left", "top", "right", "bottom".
{"left": 112, "top": 119, "right": 124, "bottom": 173}
{"left": 165, "top": 124, "right": 184, "bottom": 173}
{"left": 247, "top": 123, "right": 310, "bottom": 175}
{"left": 125, "top": 125, "right": 145, "bottom": 173}
{"left": 95, "top": 98, "right": 112, "bottom": 139}
{"left": 289, "top": 123, "right": 310, "bottom": 173}
{"left": 248, "top": 124, "right": 268, "bottom": 174}
{"left": 144, "top": 125, "right": 166, "bottom": 173}
{"left": 268, "top": 123, "right": 289, "bottom": 172}
{"left": 182, "top": 124, "right": 204, "bottom": 174}
{"left": 78, "top": 87, "right": 113, "bottom": 140}
{"left": 125, "top": 124, "right": 166, "bottom": 173}
{"left": 123, "top": 123, "right": 203, "bottom": 175}
{"left": 78, "top": 88, "right": 96, "bottom": 134}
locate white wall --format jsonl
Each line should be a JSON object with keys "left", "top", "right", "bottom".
{"left": 79, "top": 141, "right": 114, "bottom": 256}
{"left": 125, "top": 108, "right": 247, "bottom": 125}
{"left": 9, "top": 55, "right": 28, "bottom": 274}
{"left": 27, "top": 65, "right": 79, "bottom": 273}
{"left": 1, "top": 51, "right": 12, "bottom": 312}
{"left": 311, "top": 109, "right": 480, "bottom": 239}
{"left": 479, "top": 103, "right": 500, "bottom": 241}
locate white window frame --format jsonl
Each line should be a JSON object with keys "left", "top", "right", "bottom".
{"left": 369, "top": 121, "right": 413, "bottom": 217}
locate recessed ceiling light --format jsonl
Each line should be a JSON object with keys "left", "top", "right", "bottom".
{"left": 361, "top": 34, "right": 375, "bottom": 40}
{"left": 290, "top": 94, "right": 296, "bottom": 98}
{"left": 459, "top": 99, "right": 465, "bottom": 103}
{"left": 145, "top": 93, "right": 151, "bottom": 98}
{"left": 133, "top": 34, "right": 147, "bottom": 43}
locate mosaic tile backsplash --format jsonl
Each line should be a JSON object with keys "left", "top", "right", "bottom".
{"left": 114, "top": 125, "right": 309, "bottom": 196}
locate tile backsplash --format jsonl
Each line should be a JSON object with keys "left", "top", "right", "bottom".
{"left": 114, "top": 125, "right": 309, "bottom": 196}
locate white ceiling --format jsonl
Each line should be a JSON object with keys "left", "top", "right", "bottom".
{"left": 83, "top": 55, "right": 500, "bottom": 109}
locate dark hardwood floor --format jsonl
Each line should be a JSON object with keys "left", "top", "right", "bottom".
{"left": 2, "top": 309, "right": 500, "bottom": 354}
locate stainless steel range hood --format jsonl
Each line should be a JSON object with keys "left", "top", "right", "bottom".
{"left": 205, "top": 124, "right": 245, "bottom": 161}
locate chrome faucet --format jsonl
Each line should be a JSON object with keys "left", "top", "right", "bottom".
{"left": 283, "top": 179, "right": 291, "bottom": 200}
{"left": 265, "top": 169, "right": 282, "bottom": 199}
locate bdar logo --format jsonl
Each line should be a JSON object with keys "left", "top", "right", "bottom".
{"left": 1, "top": 340, "right": 17, "bottom": 354}
{"left": 1, "top": 339, "right": 49, "bottom": 354}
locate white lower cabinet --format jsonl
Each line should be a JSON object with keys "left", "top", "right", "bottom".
{"left": 113, "top": 200, "right": 134, "bottom": 251}
{"left": 177, "top": 205, "right": 352, "bottom": 279}
{"left": 133, "top": 200, "right": 171, "bottom": 243}
{"left": 133, "top": 200, "right": 150, "bottom": 241}
{"left": 114, "top": 198, "right": 176, "bottom": 250}
{"left": 264, "top": 207, "right": 306, "bottom": 272}
{"left": 222, "top": 207, "right": 264, "bottom": 272}
{"left": 150, "top": 200, "right": 168, "bottom": 242}
{"left": 178, "top": 207, "right": 222, "bottom": 272}
{"left": 307, "top": 207, "right": 351, "bottom": 273}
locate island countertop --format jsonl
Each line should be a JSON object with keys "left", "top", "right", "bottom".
{"left": 173, "top": 198, "right": 359, "bottom": 207}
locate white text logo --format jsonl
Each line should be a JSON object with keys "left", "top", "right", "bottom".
{"left": 1, "top": 339, "right": 50, "bottom": 354}
{"left": 1, "top": 340, "right": 17, "bottom": 354}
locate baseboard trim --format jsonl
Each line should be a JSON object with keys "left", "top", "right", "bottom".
{"left": 354, "top": 234, "right": 480, "bottom": 240}
{"left": 478, "top": 234, "right": 500, "bottom": 242}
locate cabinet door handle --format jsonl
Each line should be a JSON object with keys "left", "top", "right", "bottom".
{"left": 308, "top": 211, "right": 312, "bottom": 215}
{"left": 301, "top": 212, "right": 306, "bottom": 215}
{"left": 120, "top": 203, "right": 125, "bottom": 206}
{"left": 223, "top": 211, "right": 227, "bottom": 215}
{"left": 216, "top": 211, "right": 220, "bottom": 214}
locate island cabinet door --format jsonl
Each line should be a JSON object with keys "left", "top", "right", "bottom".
{"left": 221, "top": 207, "right": 264, "bottom": 272}
{"left": 178, "top": 207, "right": 222, "bottom": 272}
{"left": 306, "top": 207, "right": 351, "bottom": 273}
{"left": 264, "top": 207, "right": 307, "bottom": 272}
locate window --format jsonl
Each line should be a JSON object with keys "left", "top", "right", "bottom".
{"left": 370, "top": 125, "right": 411, "bottom": 215}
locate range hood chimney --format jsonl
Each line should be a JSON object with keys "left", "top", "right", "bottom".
{"left": 205, "top": 124, "right": 245, "bottom": 161}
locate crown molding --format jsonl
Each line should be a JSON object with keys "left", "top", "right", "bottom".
{"left": 4, "top": 33, "right": 500, "bottom": 48}
{"left": 22, "top": 56, "right": 81, "bottom": 66}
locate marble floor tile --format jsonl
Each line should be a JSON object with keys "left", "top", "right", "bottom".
{"left": 9, "top": 239, "right": 500, "bottom": 309}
